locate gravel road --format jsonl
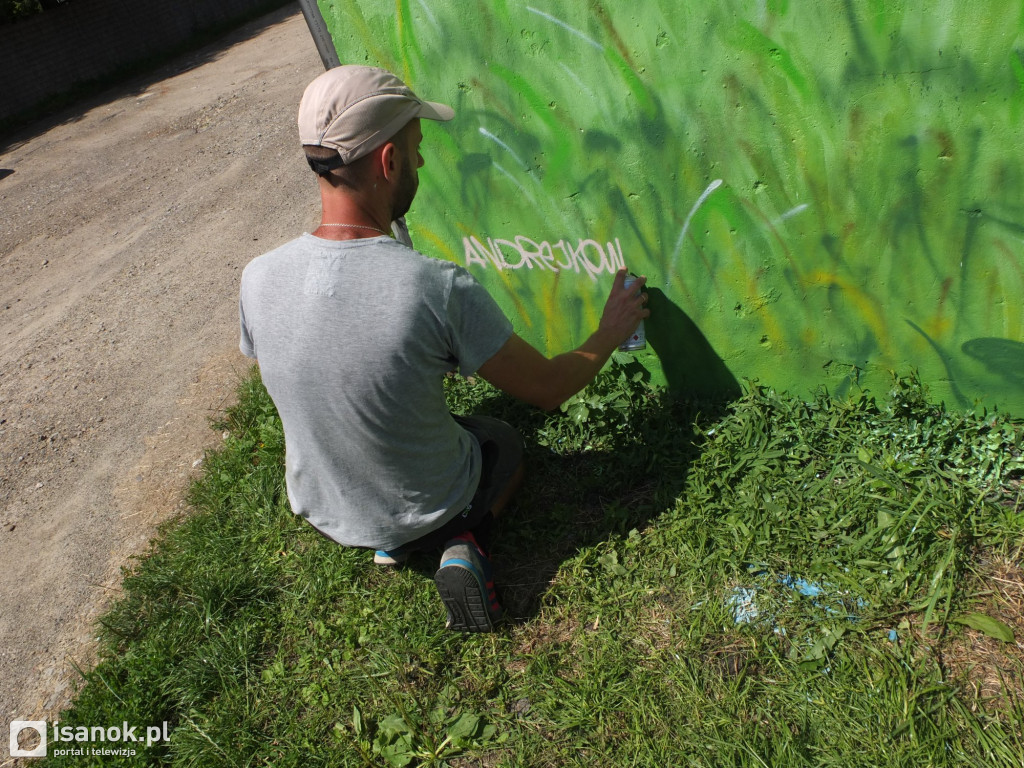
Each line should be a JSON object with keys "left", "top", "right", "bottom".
{"left": 0, "top": 4, "right": 322, "bottom": 752}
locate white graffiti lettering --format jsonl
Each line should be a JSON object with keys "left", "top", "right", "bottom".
{"left": 463, "top": 235, "right": 626, "bottom": 281}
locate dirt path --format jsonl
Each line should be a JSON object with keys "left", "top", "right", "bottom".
{"left": 0, "top": 4, "right": 322, "bottom": 751}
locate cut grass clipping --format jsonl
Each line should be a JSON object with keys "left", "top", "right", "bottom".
{"left": 48, "top": 359, "right": 1022, "bottom": 766}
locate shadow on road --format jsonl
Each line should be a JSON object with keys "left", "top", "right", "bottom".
{"left": 0, "top": 2, "right": 306, "bottom": 153}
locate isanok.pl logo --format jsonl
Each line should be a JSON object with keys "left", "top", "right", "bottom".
{"left": 9, "top": 720, "right": 46, "bottom": 758}
{"left": 9, "top": 719, "right": 170, "bottom": 758}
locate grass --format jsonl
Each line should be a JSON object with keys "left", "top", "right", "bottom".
{"left": 43, "top": 360, "right": 1023, "bottom": 767}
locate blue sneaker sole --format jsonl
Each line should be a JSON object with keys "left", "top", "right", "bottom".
{"left": 434, "top": 560, "right": 500, "bottom": 633}
{"left": 374, "top": 550, "right": 410, "bottom": 566}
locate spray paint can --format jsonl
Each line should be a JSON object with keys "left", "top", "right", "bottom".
{"left": 619, "top": 275, "right": 646, "bottom": 351}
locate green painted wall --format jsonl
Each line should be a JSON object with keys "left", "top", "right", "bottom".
{"left": 319, "top": 0, "right": 1024, "bottom": 413}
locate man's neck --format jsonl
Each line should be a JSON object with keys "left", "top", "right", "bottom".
{"left": 316, "top": 185, "right": 393, "bottom": 240}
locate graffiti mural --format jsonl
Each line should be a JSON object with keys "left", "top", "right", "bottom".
{"left": 318, "top": 0, "right": 1024, "bottom": 412}
{"left": 463, "top": 235, "right": 625, "bottom": 280}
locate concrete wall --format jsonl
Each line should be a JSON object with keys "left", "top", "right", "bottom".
{"left": 319, "top": 0, "right": 1024, "bottom": 413}
{"left": 0, "top": 0, "right": 290, "bottom": 124}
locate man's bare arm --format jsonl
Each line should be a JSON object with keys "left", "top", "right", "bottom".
{"left": 477, "top": 268, "right": 649, "bottom": 411}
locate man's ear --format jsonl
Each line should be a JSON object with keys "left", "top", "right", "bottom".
{"left": 379, "top": 141, "right": 399, "bottom": 183}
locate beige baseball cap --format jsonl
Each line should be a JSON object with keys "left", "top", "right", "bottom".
{"left": 298, "top": 65, "right": 454, "bottom": 165}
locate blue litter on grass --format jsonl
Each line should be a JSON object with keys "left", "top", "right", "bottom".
{"left": 779, "top": 574, "right": 823, "bottom": 598}
{"left": 727, "top": 587, "right": 760, "bottom": 624}
{"left": 725, "top": 570, "right": 881, "bottom": 673}
{"left": 727, "top": 570, "right": 868, "bottom": 627}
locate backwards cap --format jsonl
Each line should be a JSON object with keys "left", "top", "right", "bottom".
{"left": 298, "top": 65, "right": 454, "bottom": 165}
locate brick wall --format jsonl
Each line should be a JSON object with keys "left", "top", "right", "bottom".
{"left": 0, "top": 0, "right": 292, "bottom": 124}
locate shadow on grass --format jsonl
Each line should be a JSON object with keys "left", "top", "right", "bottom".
{"left": 389, "top": 291, "right": 744, "bottom": 626}
{"left": 400, "top": 377, "right": 738, "bottom": 625}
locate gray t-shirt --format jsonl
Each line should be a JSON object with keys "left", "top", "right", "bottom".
{"left": 239, "top": 233, "right": 513, "bottom": 549}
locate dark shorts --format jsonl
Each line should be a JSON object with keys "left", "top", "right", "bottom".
{"left": 396, "top": 414, "right": 523, "bottom": 554}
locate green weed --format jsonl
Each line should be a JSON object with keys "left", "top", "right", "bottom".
{"left": 45, "top": 362, "right": 1022, "bottom": 766}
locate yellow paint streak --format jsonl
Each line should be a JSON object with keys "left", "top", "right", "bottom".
{"left": 758, "top": 304, "right": 785, "bottom": 353}
{"left": 541, "top": 274, "right": 564, "bottom": 353}
{"left": 500, "top": 271, "right": 533, "bottom": 334}
{"left": 804, "top": 270, "right": 890, "bottom": 357}
{"left": 922, "top": 316, "right": 952, "bottom": 342}
{"left": 395, "top": 0, "right": 412, "bottom": 81}
{"left": 574, "top": 284, "right": 603, "bottom": 354}
{"left": 581, "top": 285, "right": 601, "bottom": 329}
{"left": 413, "top": 226, "right": 458, "bottom": 263}
{"left": 994, "top": 241, "right": 1024, "bottom": 338}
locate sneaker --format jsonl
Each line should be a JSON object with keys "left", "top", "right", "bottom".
{"left": 434, "top": 533, "right": 502, "bottom": 632}
{"left": 373, "top": 549, "right": 410, "bottom": 566}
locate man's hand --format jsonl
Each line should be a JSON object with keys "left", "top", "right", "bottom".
{"left": 595, "top": 268, "right": 649, "bottom": 349}
{"left": 476, "top": 268, "right": 650, "bottom": 411}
